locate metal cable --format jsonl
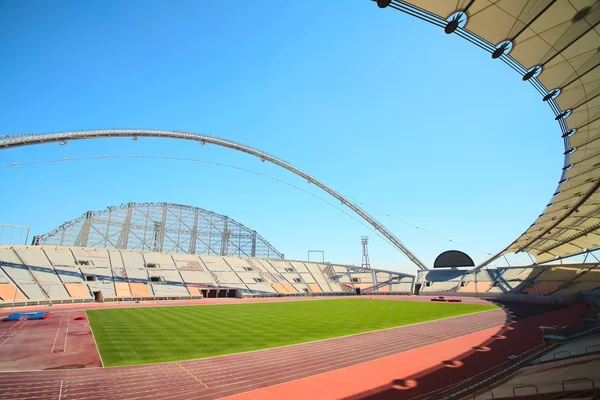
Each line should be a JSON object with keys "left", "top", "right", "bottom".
{"left": 0, "top": 155, "right": 404, "bottom": 257}
{"left": 1, "top": 155, "right": 492, "bottom": 257}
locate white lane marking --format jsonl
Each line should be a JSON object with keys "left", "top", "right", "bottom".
{"left": 63, "top": 328, "right": 68, "bottom": 353}
{"left": 0, "top": 332, "right": 16, "bottom": 348}
{"left": 51, "top": 326, "right": 61, "bottom": 353}
{"left": 9, "top": 320, "right": 24, "bottom": 330}
{"left": 58, "top": 379, "right": 63, "bottom": 400}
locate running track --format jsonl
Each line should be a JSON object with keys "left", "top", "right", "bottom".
{"left": 0, "top": 308, "right": 507, "bottom": 400}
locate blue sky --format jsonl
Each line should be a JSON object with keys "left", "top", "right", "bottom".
{"left": 0, "top": 0, "right": 562, "bottom": 274}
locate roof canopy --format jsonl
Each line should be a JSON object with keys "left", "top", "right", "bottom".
{"left": 378, "top": 0, "right": 600, "bottom": 263}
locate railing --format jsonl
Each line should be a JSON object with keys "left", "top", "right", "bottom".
{"left": 0, "top": 298, "right": 94, "bottom": 308}
{"left": 540, "top": 320, "right": 600, "bottom": 341}
{"left": 472, "top": 378, "right": 599, "bottom": 399}
{"left": 242, "top": 292, "right": 305, "bottom": 298}
{"left": 553, "top": 350, "right": 571, "bottom": 360}
{"left": 410, "top": 341, "right": 558, "bottom": 400}
{"left": 535, "top": 338, "right": 600, "bottom": 364}
{"left": 103, "top": 295, "right": 204, "bottom": 302}
{"left": 418, "top": 291, "right": 564, "bottom": 303}
{"left": 414, "top": 315, "right": 600, "bottom": 399}
{"left": 310, "top": 291, "right": 355, "bottom": 297}
{"left": 586, "top": 344, "right": 600, "bottom": 353}
{"left": 562, "top": 378, "right": 597, "bottom": 398}
{"left": 512, "top": 385, "right": 539, "bottom": 398}
{"left": 364, "top": 291, "right": 412, "bottom": 296}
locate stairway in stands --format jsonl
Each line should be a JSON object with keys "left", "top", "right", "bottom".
{"left": 323, "top": 264, "right": 353, "bottom": 293}
{"left": 209, "top": 271, "right": 220, "bottom": 284}
{"left": 362, "top": 278, "right": 393, "bottom": 293}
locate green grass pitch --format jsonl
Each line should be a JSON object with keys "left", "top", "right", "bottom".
{"left": 86, "top": 299, "right": 498, "bottom": 366}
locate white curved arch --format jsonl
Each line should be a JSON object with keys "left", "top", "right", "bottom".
{"left": 0, "top": 129, "right": 428, "bottom": 270}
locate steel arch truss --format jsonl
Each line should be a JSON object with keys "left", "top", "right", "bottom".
{"left": 0, "top": 129, "right": 428, "bottom": 270}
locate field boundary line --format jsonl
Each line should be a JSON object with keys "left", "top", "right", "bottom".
{"left": 101, "top": 305, "right": 503, "bottom": 368}
{"left": 85, "top": 310, "right": 105, "bottom": 368}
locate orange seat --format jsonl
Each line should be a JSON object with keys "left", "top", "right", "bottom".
{"left": 282, "top": 284, "right": 297, "bottom": 293}
{"left": 186, "top": 286, "right": 202, "bottom": 296}
{"left": 0, "top": 283, "right": 25, "bottom": 301}
{"left": 271, "top": 283, "right": 288, "bottom": 293}
{"left": 308, "top": 283, "right": 322, "bottom": 293}
{"left": 129, "top": 283, "right": 151, "bottom": 297}
{"left": 114, "top": 282, "right": 132, "bottom": 297}
{"left": 64, "top": 283, "right": 90, "bottom": 298}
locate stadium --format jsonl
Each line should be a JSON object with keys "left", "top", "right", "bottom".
{"left": 0, "top": 0, "right": 599, "bottom": 399}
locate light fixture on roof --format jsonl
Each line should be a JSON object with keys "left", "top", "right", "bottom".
{"left": 522, "top": 66, "right": 542, "bottom": 81}
{"left": 562, "top": 129, "right": 576, "bottom": 138}
{"left": 445, "top": 12, "right": 467, "bottom": 34}
{"left": 492, "top": 41, "right": 512, "bottom": 59}
{"left": 555, "top": 110, "right": 571, "bottom": 120}
{"left": 543, "top": 89, "right": 560, "bottom": 102}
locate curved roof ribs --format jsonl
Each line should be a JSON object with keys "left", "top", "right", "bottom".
{"left": 35, "top": 201, "right": 285, "bottom": 259}
{"left": 0, "top": 129, "right": 429, "bottom": 270}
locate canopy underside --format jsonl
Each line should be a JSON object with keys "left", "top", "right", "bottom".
{"left": 382, "top": 0, "right": 600, "bottom": 263}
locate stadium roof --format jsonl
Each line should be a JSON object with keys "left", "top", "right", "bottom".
{"left": 377, "top": 0, "right": 600, "bottom": 265}
{"left": 34, "top": 202, "right": 284, "bottom": 259}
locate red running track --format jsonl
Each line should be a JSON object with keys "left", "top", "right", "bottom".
{"left": 0, "top": 308, "right": 507, "bottom": 400}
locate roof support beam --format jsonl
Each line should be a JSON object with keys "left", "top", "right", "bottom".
{"left": 537, "top": 222, "right": 600, "bottom": 255}
{"left": 509, "top": 1, "right": 557, "bottom": 43}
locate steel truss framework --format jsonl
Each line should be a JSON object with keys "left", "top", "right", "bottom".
{"left": 33, "top": 202, "right": 284, "bottom": 259}
{"left": 0, "top": 129, "right": 429, "bottom": 270}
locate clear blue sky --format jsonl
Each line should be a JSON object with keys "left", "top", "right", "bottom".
{"left": 0, "top": 0, "right": 562, "bottom": 274}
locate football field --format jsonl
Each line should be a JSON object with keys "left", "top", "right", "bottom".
{"left": 87, "top": 298, "right": 498, "bottom": 366}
